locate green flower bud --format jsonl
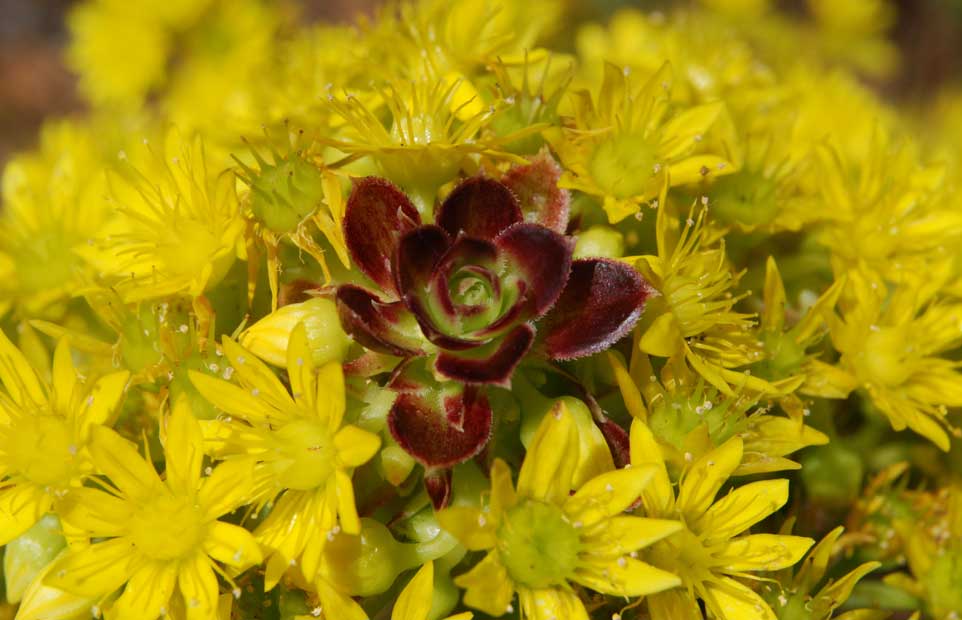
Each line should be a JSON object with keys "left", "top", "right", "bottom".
{"left": 574, "top": 225, "right": 625, "bottom": 259}
{"left": 4, "top": 514, "right": 66, "bottom": 604}
{"left": 800, "top": 442, "right": 864, "bottom": 507}
{"left": 236, "top": 140, "right": 325, "bottom": 234}
{"left": 240, "top": 298, "right": 351, "bottom": 367}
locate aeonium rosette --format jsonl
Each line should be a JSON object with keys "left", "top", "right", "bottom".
{"left": 335, "top": 154, "right": 653, "bottom": 504}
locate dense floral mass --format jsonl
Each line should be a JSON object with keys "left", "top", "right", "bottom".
{"left": 1, "top": 0, "right": 962, "bottom": 618}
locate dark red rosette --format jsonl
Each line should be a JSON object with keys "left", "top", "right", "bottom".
{"left": 334, "top": 155, "right": 653, "bottom": 504}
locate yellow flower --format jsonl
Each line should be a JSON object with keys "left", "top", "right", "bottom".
{"left": 817, "top": 270, "right": 962, "bottom": 450}
{"left": 813, "top": 129, "right": 955, "bottom": 285}
{"left": 0, "top": 332, "right": 128, "bottom": 546}
{"left": 634, "top": 200, "right": 789, "bottom": 395}
{"left": 0, "top": 119, "right": 112, "bottom": 317}
{"left": 45, "top": 398, "right": 261, "bottom": 620}
{"left": 575, "top": 9, "right": 773, "bottom": 107}
{"left": 66, "top": 2, "right": 170, "bottom": 107}
{"left": 233, "top": 131, "right": 350, "bottom": 306}
{"left": 437, "top": 402, "right": 682, "bottom": 619}
{"left": 189, "top": 323, "right": 381, "bottom": 589}
{"left": 609, "top": 350, "right": 827, "bottom": 478}
{"left": 630, "top": 421, "right": 814, "bottom": 620}
{"left": 753, "top": 257, "right": 848, "bottom": 399}
{"left": 555, "top": 61, "right": 736, "bottom": 222}
{"left": 761, "top": 526, "right": 880, "bottom": 620}
{"left": 325, "top": 73, "right": 529, "bottom": 211}
{"left": 93, "top": 129, "right": 245, "bottom": 302}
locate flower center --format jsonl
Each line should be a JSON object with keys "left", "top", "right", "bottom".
{"left": 851, "top": 327, "right": 912, "bottom": 387}
{"left": 648, "top": 527, "right": 713, "bottom": 587}
{"left": 128, "top": 493, "right": 206, "bottom": 560}
{"left": 589, "top": 132, "right": 658, "bottom": 199}
{"left": 270, "top": 419, "right": 336, "bottom": 491}
{"left": 5, "top": 415, "right": 78, "bottom": 488}
{"left": 496, "top": 500, "right": 581, "bottom": 589}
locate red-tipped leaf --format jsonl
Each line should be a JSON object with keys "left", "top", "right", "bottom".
{"left": 501, "top": 151, "right": 570, "bottom": 233}
{"left": 495, "top": 222, "right": 574, "bottom": 318}
{"left": 335, "top": 284, "right": 424, "bottom": 357}
{"left": 434, "top": 323, "right": 535, "bottom": 386}
{"left": 436, "top": 177, "right": 522, "bottom": 240}
{"left": 540, "top": 258, "right": 653, "bottom": 360}
{"left": 343, "top": 177, "right": 421, "bottom": 298}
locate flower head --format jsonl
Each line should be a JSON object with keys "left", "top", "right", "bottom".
{"left": 554, "top": 61, "right": 736, "bottom": 222}
{"left": 630, "top": 421, "right": 814, "bottom": 620}
{"left": 45, "top": 398, "right": 261, "bottom": 619}
{"left": 93, "top": 129, "right": 245, "bottom": 302}
{"left": 437, "top": 402, "right": 682, "bottom": 618}
{"left": 820, "top": 270, "right": 962, "bottom": 450}
{"left": 189, "top": 323, "right": 381, "bottom": 588}
{"left": 0, "top": 333, "right": 128, "bottom": 546}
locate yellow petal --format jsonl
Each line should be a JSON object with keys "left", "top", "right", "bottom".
{"left": 189, "top": 370, "right": 278, "bottom": 425}
{"left": 316, "top": 577, "right": 369, "bottom": 620}
{"left": 638, "top": 312, "right": 683, "bottom": 358}
{"left": 392, "top": 561, "right": 433, "bottom": 620}
{"left": 676, "top": 436, "right": 742, "bottom": 519}
{"left": 0, "top": 484, "right": 51, "bottom": 546}
{"left": 660, "top": 101, "right": 724, "bottom": 155}
{"left": 17, "top": 552, "right": 99, "bottom": 620}
{"left": 89, "top": 426, "right": 162, "bottom": 501}
{"left": 575, "top": 556, "right": 681, "bottom": 597}
{"left": 761, "top": 257, "right": 786, "bottom": 333}
{"left": 647, "top": 589, "right": 703, "bottom": 620}
{"left": 316, "top": 362, "right": 346, "bottom": 431}
{"left": 198, "top": 459, "right": 255, "bottom": 520}
{"left": 436, "top": 506, "right": 497, "bottom": 551}
{"left": 583, "top": 516, "right": 683, "bottom": 557}
{"left": 335, "top": 469, "right": 361, "bottom": 535}
{"left": 608, "top": 352, "right": 647, "bottom": 422}
{"left": 518, "top": 586, "right": 589, "bottom": 620}
{"left": 820, "top": 561, "right": 882, "bottom": 612}
{"left": 203, "top": 521, "right": 263, "bottom": 570}
{"left": 564, "top": 465, "right": 655, "bottom": 527}
{"left": 334, "top": 425, "right": 381, "bottom": 468}
{"left": 79, "top": 370, "right": 130, "bottom": 433}
{"left": 455, "top": 551, "right": 515, "bottom": 617}
{"left": 716, "top": 534, "right": 813, "bottom": 572}
{"left": 178, "top": 553, "right": 219, "bottom": 620}
{"left": 793, "top": 526, "right": 843, "bottom": 591}
{"left": 44, "top": 538, "right": 133, "bottom": 597}
{"left": 287, "top": 322, "right": 317, "bottom": 411}
{"left": 221, "top": 337, "right": 295, "bottom": 411}
{"left": 163, "top": 398, "right": 204, "bottom": 496}
{"left": 669, "top": 154, "right": 734, "bottom": 186}
{"left": 696, "top": 479, "right": 789, "bottom": 541}
{"left": 110, "top": 560, "right": 177, "bottom": 620}
{"left": 703, "top": 576, "right": 776, "bottom": 620}
{"left": 52, "top": 339, "right": 77, "bottom": 415}
{"left": 57, "top": 487, "right": 131, "bottom": 537}
{"left": 0, "top": 328, "right": 45, "bottom": 406}
{"left": 516, "top": 402, "right": 579, "bottom": 504}
{"left": 628, "top": 420, "right": 674, "bottom": 515}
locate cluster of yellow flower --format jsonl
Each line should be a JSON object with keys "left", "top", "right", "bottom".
{"left": 1, "top": 0, "right": 961, "bottom": 618}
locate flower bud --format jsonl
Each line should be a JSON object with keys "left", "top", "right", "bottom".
{"left": 800, "top": 442, "right": 863, "bottom": 507}
{"left": 240, "top": 298, "right": 350, "bottom": 367}
{"left": 519, "top": 390, "right": 615, "bottom": 486}
{"left": 574, "top": 225, "right": 625, "bottom": 259}
{"left": 5, "top": 514, "right": 66, "bottom": 604}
